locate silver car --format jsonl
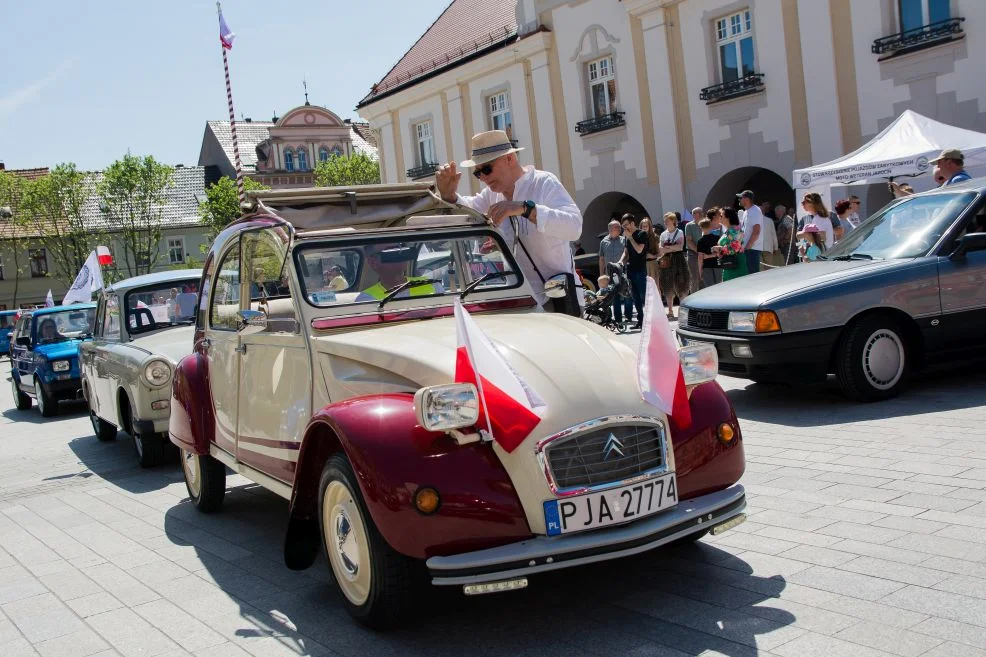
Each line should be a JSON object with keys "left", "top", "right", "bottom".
{"left": 677, "top": 181, "right": 986, "bottom": 400}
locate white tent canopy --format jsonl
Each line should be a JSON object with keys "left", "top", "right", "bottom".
{"left": 793, "top": 110, "right": 986, "bottom": 189}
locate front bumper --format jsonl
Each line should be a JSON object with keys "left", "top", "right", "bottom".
{"left": 43, "top": 376, "right": 84, "bottom": 401}
{"left": 426, "top": 484, "right": 745, "bottom": 586}
{"left": 677, "top": 326, "right": 840, "bottom": 382}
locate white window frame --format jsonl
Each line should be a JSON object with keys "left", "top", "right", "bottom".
{"left": 586, "top": 56, "right": 617, "bottom": 119}
{"left": 714, "top": 9, "right": 756, "bottom": 84}
{"left": 167, "top": 237, "right": 185, "bottom": 265}
{"left": 487, "top": 92, "right": 513, "bottom": 138}
{"left": 897, "top": 0, "right": 951, "bottom": 31}
{"left": 414, "top": 121, "right": 435, "bottom": 167}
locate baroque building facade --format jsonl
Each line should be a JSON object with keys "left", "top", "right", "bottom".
{"left": 357, "top": 0, "right": 985, "bottom": 248}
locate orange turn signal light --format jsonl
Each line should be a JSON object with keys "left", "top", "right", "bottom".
{"left": 414, "top": 487, "right": 441, "bottom": 515}
{"left": 717, "top": 423, "right": 735, "bottom": 444}
{"left": 755, "top": 310, "right": 781, "bottom": 333}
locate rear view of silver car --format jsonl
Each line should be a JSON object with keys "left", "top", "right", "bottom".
{"left": 677, "top": 182, "right": 986, "bottom": 401}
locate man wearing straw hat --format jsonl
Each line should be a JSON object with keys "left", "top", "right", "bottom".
{"left": 435, "top": 130, "right": 583, "bottom": 311}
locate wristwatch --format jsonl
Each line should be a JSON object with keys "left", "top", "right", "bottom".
{"left": 521, "top": 200, "right": 536, "bottom": 219}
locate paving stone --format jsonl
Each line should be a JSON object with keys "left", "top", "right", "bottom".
{"left": 815, "top": 521, "right": 907, "bottom": 544}
{"left": 840, "top": 556, "right": 950, "bottom": 587}
{"left": 888, "top": 492, "right": 977, "bottom": 513}
{"left": 711, "top": 531, "right": 800, "bottom": 556}
{"left": 834, "top": 620, "right": 943, "bottom": 657}
{"left": 881, "top": 586, "right": 986, "bottom": 627}
{"left": 920, "top": 642, "right": 986, "bottom": 657}
{"left": 887, "top": 533, "right": 984, "bottom": 561}
{"left": 910, "top": 616, "right": 986, "bottom": 651}
{"left": 752, "top": 525, "right": 843, "bottom": 548}
{"left": 34, "top": 628, "right": 110, "bottom": 657}
{"left": 132, "top": 598, "right": 228, "bottom": 653}
{"left": 933, "top": 574, "right": 986, "bottom": 601}
{"left": 87, "top": 607, "right": 183, "bottom": 657}
{"left": 776, "top": 545, "right": 855, "bottom": 568}
{"left": 65, "top": 592, "right": 125, "bottom": 618}
{"left": 39, "top": 569, "right": 102, "bottom": 601}
{"left": 814, "top": 595, "right": 929, "bottom": 629}
{"left": 739, "top": 510, "right": 835, "bottom": 533}
{"left": 787, "top": 565, "right": 908, "bottom": 600}
{"left": 0, "top": 636, "right": 40, "bottom": 657}
{"left": 919, "top": 556, "right": 986, "bottom": 580}
{"left": 806, "top": 506, "right": 889, "bottom": 524}
{"left": 772, "top": 630, "right": 898, "bottom": 657}
{"left": 871, "top": 515, "right": 952, "bottom": 535}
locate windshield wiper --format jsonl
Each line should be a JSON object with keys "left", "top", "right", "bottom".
{"left": 459, "top": 271, "right": 516, "bottom": 300}
{"left": 377, "top": 278, "right": 442, "bottom": 309}
{"left": 829, "top": 253, "right": 874, "bottom": 261}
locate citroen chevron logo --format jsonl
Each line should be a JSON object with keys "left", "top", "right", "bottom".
{"left": 603, "top": 434, "right": 625, "bottom": 461}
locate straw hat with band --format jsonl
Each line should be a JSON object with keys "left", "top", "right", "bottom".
{"left": 460, "top": 130, "right": 524, "bottom": 168}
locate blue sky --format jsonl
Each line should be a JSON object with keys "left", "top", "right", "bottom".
{"left": 1, "top": 0, "right": 455, "bottom": 171}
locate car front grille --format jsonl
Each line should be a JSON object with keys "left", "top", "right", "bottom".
{"left": 542, "top": 421, "right": 667, "bottom": 492}
{"left": 683, "top": 309, "right": 729, "bottom": 331}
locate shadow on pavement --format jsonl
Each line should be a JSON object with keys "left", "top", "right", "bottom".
{"left": 163, "top": 488, "right": 795, "bottom": 657}
{"left": 66, "top": 432, "right": 183, "bottom": 494}
{"left": 2, "top": 399, "right": 88, "bottom": 425}
{"left": 727, "top": 365, "right": 986, "bottom": 427}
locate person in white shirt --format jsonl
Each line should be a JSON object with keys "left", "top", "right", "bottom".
{"left": 435, "top": 130, "right": 584, "bottom": 312}
{"left": 737, "top": 190, "right": 763, "bottom": 274}
{"left": 797, "top": 192, "right": 835, "bottom": 248}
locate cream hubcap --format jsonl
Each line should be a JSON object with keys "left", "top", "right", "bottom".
{"left": 323, "top": 480, "right": 371, "bottom": 606}
{"left": 182, "top": 450, "right": 201, "bottom": 498}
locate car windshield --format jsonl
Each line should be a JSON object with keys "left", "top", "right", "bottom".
{"left": 295, "top": 231, "right": 522, "bottom": 308}
{"left": 823, "top": 191, "right": 976, "bottom": 260}
{"left": 125, "top": 279, "right": 201, "bottom": 335}
{"left": 35, "top": 308, "right": 96, "bottom": 344}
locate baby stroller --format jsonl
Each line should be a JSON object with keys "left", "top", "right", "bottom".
{"left": 583, "top": 262, "right": 629, "bottom": 333}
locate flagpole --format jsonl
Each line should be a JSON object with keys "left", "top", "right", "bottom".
{"left": 217, "top": 2, "right": 245, "bottom": 204}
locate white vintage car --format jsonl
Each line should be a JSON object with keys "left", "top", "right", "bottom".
{"left": 80, "top": 270, "right": 202, "bottom": 466}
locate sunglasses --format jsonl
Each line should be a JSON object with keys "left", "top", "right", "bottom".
{"left": 472, "top": 163, "right": 495, "bottom": 179}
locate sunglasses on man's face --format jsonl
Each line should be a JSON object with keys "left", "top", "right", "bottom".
{"left": 473, "top": 163, "right": 495, "bottom": 179}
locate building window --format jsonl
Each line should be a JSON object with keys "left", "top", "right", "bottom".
{"left": 297, "top": 147, "right": 309, "bottom": 171}
{"left": 29, "top": 249, "right": 47, "bottom": 278}
{"left": 715, "top": 10, "right": 755, "bottom": 83}
{"left": 167, "top": 237, "right": 185, "bottom": 264}
{"left": 488, "top": 92, "right": 513, "bottom": 138}
{"left": 587, "top": 56, "right": 617, "bottom": 119}
{"left": 0, "top": 256, "right": 5, "bottom": 281}
{"left": 899, "top": 0, "right": 950, "bottom": 31}
{"left": 332, "top": 146, "right": 344, "bottom": 157}
{"left": 414, "top": 121, "right": 435, "bottom": 166}
{"left": 319, "top": 146, "right": 330, "bottom": 162}
{"left": 284, "top": 149, "right": 295, "bottom": 172}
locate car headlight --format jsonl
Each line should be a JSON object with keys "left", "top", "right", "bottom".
{"left": 728, "top": 310, "right": 781, "bottom": 333}
{"left": 679, "top": 343, "right": 718, "bottom": 386}
{"left": 52, "top": 360, "right": 70, "bottom": 372}
{"left": 414, "top": 383, "right": 480, "bottom": 432}
{"left": 141, "top": 359, "right": 172, "bottom": 387}
{"left": 678, "top": 307, "right": 688, "bottom": 326}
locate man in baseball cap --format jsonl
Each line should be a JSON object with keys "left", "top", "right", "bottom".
{"left": 929, "top": 148, "right": 971, "bottom": 186}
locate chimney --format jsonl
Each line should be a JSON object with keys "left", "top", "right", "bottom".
{"left": 245, "top": 117, "right": 252, "bottom": 123}
{"left": 0, "top": 162, "right": 5, "bottom": 170}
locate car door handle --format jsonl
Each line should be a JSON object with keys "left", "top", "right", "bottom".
{"left": 234, "top": 344, "right": 247, "bottom": 354}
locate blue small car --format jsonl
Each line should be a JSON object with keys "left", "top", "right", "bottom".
{"left": 10, "top": 304, "right": 97, "bottom": 417}
{"left": 0, "top": 310, "right": 17, "bottom": 356}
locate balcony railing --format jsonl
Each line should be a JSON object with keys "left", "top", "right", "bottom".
{"left": 575, "top": 112, "right": 626, "bottom": 136}
{"left": 406, "top": 162, "right": 439, "bottom": 180}
{"left": 872, "top": 17, "right": 965, "bottom": 55}
{"left": 699, "top": 73, "right": 765, "bottom": 103}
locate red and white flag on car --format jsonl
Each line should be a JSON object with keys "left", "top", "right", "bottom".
{"left": 638, "top": 277, "right": 692, "bottom": 432}
{"left": 453, "top": 298, "right": 545, "bottom": 452}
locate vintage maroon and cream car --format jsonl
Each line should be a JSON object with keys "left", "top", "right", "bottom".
{"left": 169, "top": 184, "right": 746, "bottom": 627}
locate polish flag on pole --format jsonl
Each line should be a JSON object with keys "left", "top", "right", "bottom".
{"left": 453, "top": 298, "right": 545, "bottom": 452}
{"left": 96, "top": 245, "right": 113, "bottom": 266}
{"left": 62, "top": 250, "right": 105, "bottom": 305}
{"left": 218, "top": 5, "right": 235, "bottom": 50}
{"left": 637, "top": 277, "right": 692, "bottom": 432}
{"left": 44, "top": 290, "right": 54, "bottom": 308}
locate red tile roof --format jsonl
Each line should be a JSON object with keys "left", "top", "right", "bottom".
{"left": 358, "top": 0, "right": 517, "bottom": 107}
{"left": 4, "top": 167, "right": 50, "bottom": 181}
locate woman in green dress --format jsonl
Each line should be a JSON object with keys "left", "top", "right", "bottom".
{"left": 717, "top": 207, "right": 748, "bottom": 282}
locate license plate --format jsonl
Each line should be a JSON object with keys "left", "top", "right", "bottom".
{"left": 543, "top": 472, "right": 678, "bottom": 536}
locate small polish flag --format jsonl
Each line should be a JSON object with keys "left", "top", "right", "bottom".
{"left": 453, "top": 298, "right": 545, "bottom": 452}
{"left": 44, "top": 290, "right": 54, "bottom": 308}
{"left": 97, "top": 245, "right": 113, "bottom": 266}
{"left": 218, "top": 7, "right": 236, "bottom": 50}
{"left": 637, "top": 277, "right": 692, "bottom": 432}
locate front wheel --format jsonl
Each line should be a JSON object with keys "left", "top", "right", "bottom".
{"left": 181, "top": 449, "right": 226, "bottom": 512}
{"left": 90, "top": 412, "right": 117, "bottom": 441}
{"left": 11, "top": 377, "right": 31, "bottom": 410}
{"left": 319, "top": 454, "right": 421, "bottom": 628}
{"left": 133, "top": 431, "right": 164, "bottom": 467}
{"left": 35, "top": 380, "right": 56, "bottom": 417}
{"left": 836, "top": 316, "right": 911, "bottom": 401}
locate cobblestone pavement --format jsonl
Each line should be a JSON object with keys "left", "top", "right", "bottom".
{"left": 1, "top": 355, "right": 986, "bottom": 657}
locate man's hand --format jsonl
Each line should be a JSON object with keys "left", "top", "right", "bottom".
{"left": 487, "top": 201, "right": 526, "bottom": 227}
{"left": 435, "top": 162, "right": 461, "bottom": 203}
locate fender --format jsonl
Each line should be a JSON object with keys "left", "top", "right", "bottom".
{"left": 673, "top": 380, "right": 745, "bottom": 500}
{"left": 284, "top": 393, "right": 532, "bottom": 570}
{"left": 168, "top": 352, "right": 214, "bottom": 455}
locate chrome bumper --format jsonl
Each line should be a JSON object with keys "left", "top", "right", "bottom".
{"left": 427, "top": 483, "right": 746, "bottom": 586}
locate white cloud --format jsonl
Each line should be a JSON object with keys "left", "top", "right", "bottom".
{"left": 0, "top": 59, "right": 75, "bottom": 117}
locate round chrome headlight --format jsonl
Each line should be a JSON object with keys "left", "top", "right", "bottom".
{"left": 142, "top": 359, "right": 172, "bottom": 387}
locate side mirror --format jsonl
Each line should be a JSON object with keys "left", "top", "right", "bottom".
{"left": 543, "top": 273, "right": 570, "bottom": 299}
{"left": 237, "top": 309, "right": 267, "bottom": 335}
{"left": 951, "top": 232, "right": 986, "bottom": 259}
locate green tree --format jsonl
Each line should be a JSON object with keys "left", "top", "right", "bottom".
{"left": 198, "top": 176, "right": 269, "bottom": 239}
{"left": 21, "top": 163, "right": 99, "bottom": 287}
{"left": 0, "top": 171, "right": 29, "bottom": 307}
{"left": 313, "top": 152, "right": 381, "bottom": 187}
{"left": 98, "top": 153, "right": 174, "bottom": 277}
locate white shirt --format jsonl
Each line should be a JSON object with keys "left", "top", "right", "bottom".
{"left": 741, "top": 205, "right": 765, "bottom": 251}
{"left": 456, "top": 166, "right": 583, "bottom": 307}
{"left": 803, "top": 214, "right": 834, "bottom": 248}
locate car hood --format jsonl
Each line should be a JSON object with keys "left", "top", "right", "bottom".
{"left": 684, "top": 259, "right": 911, "bottom": 309}
{"left": 314, "top": 313, "right": 672, "bottom": 533}
{"left": 129, "top": 326, "right": 196, "bottom": 365}
{"left": 33, "top": 340, "right": 85, "bottom": 361}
